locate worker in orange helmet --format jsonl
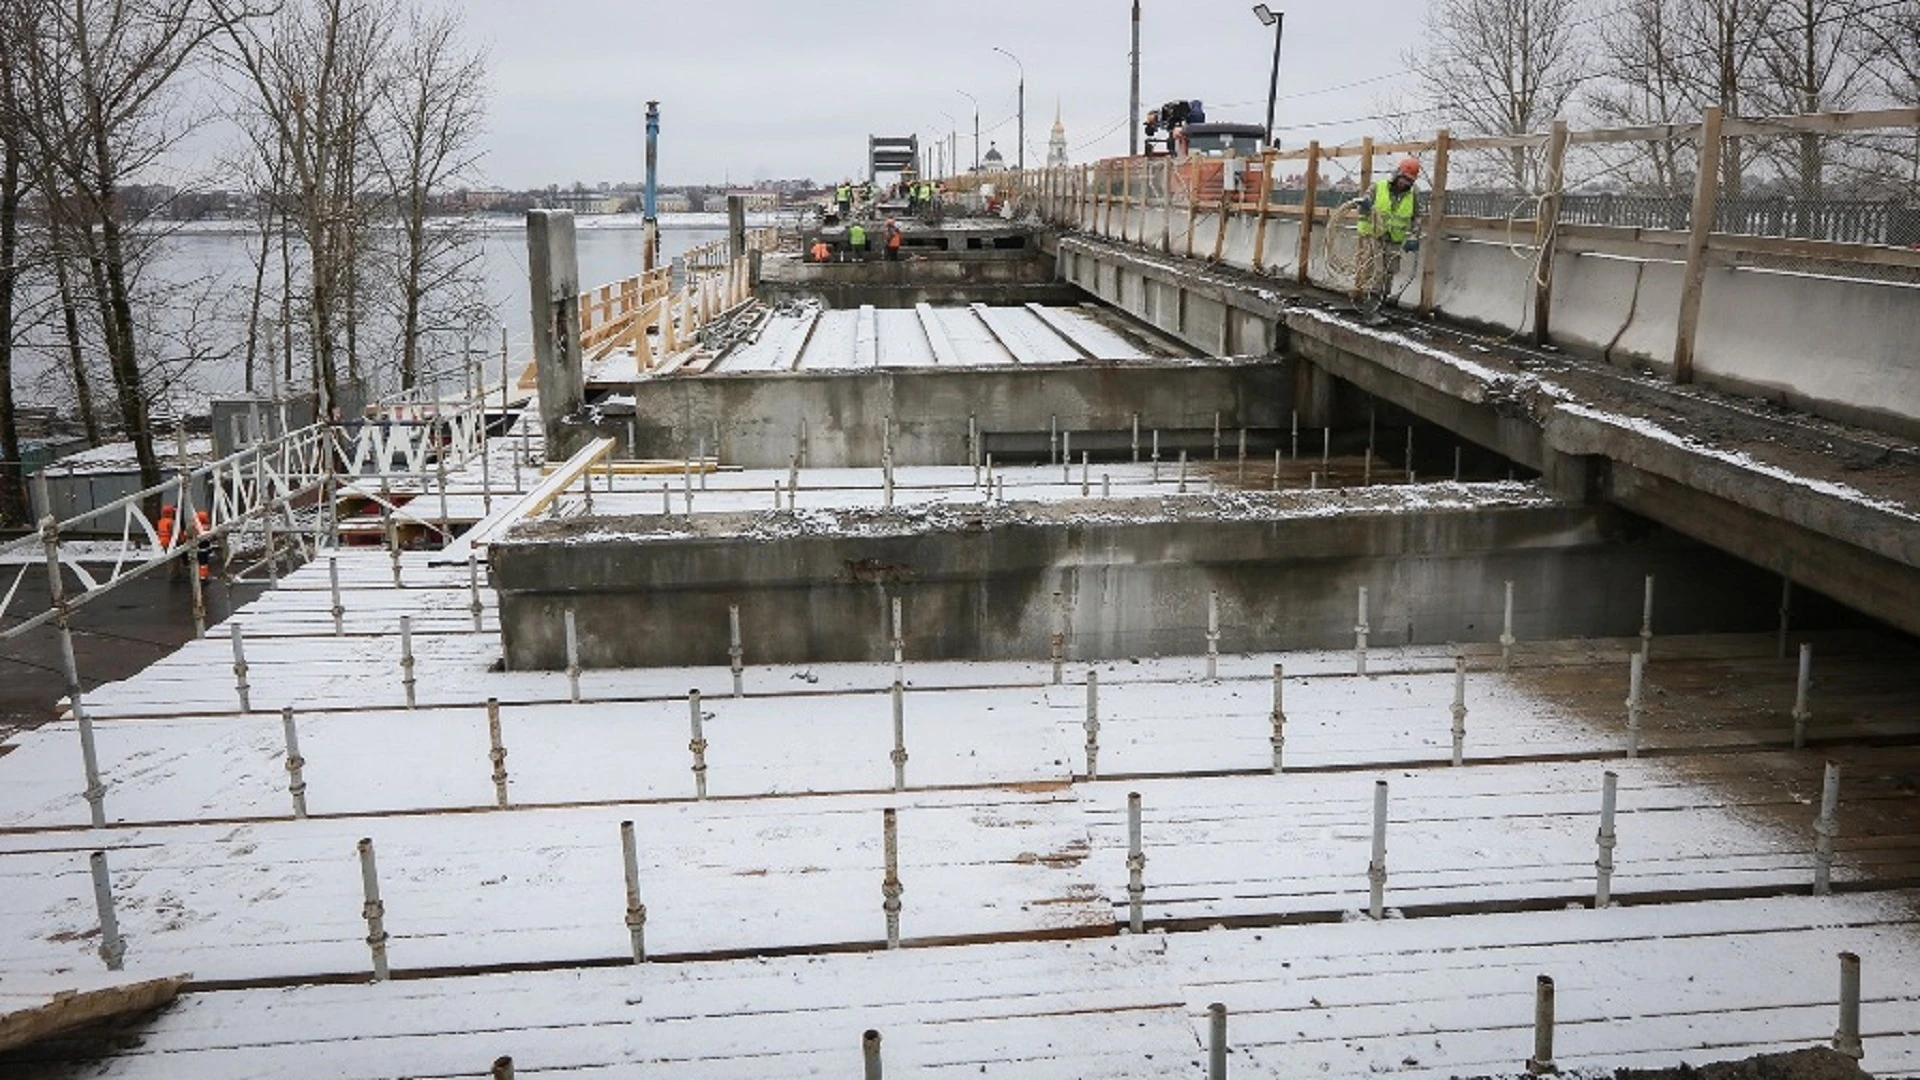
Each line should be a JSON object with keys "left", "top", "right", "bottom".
{"left": 809, "top": 237, "right": 832, "bottom": 263}
{"left": 156, "top": 504, "right": 177, "bottom": 550}
{"left": 192, "top": 509, "right": 214, "bottom": 581}
{"left": 1352, "top": 155, "right": 1423, "bottom": 313}
{"left": 883, "top": 217, "right": 903, "bottom": 261}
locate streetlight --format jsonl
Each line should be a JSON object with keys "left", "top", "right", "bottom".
{"left": 1253, "top": 5, "right": 1285, "bottom": 148}
{"left": 957, "top": 90, "right": 981, "bottom": 172}
{"left": 992, "top": 46, "right": 1026, "bottom": 171}
{"left": 939, "top": 111, "right": 958, "bottom": 179}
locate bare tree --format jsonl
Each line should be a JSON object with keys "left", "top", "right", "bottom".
{"left": 1587, "top": 0, "right": 1692, "bottom": 194}
{"left": 218, "top": 0, "right": 392, "bottom": 417}
{"left": 1408, "top": 0, "right": 1588, "bottom": 189}
{"left": 373, "top": 5, "right": 486, "bottom": 391}
{"left": 1752, "top": 0, "right": 1874, "bottom": 199}
{"left": 1, "top": 0, "right": 238, "bottom": 496}
{"left": 0, "top": 27, "right": 27, "bottom": 524}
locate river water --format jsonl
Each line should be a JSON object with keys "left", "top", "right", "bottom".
{"left": 12, "top": 218, "right": 729, "bottom": 412}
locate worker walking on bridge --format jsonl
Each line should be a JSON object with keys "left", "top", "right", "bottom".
{"left": 884, "top": 218, "right": 903, "bottom": 261}
{"left": 1353, "top": 156, "right": 1422, "bottom": 310}
{"left": 847, "top": 221, "right": 868, "bottom": 261}
{"left": 836, "top": 181, "right": 853, "bottom": 218}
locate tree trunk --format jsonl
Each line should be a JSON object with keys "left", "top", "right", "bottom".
{"left": 91, "top": 168, "right": 162, "bottom": 495}
{"left": 53, "top": 247, "right": 104, "bottom": 446}
{"left": 0, "top": 123, "right": 25, "bottom": 526}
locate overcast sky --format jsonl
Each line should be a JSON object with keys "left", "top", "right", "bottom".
{"left": 437, "top": 0, "right": 1430, "bottom": 189}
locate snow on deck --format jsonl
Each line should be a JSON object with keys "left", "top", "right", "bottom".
{"left": 4, "top": 432, "right": 1919, "bottom": 1077}
{"left": 708, "top": 303, "right": 1194, "bottom": 374}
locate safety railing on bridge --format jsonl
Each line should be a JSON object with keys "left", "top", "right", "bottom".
{"left": 960, "top": 104, "right": 1920, "bottom": 385}
{"left": 575, "top": 227, "right": 779, "bottom": 373}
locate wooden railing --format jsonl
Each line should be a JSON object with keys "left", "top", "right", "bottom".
{"left": 574, "top": 227, "right": 780, "bottom": 372}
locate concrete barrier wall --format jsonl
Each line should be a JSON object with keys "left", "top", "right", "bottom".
{"left": 1061, "top": 202, "right": 1920, "bottom": 440}
{"left": 493, "top": 500, "right": 1790, "bottom": 670}
{"left": 629, "top": 363, "right": 1291, "bottom": 468}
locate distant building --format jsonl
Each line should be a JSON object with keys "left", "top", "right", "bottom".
{"left": 726, "top": 191, "right": 781, "bottom": 213}
{"left": 1046, "top": 103, "right": 1069, "bottom": 167}
{"left": 654, "top": 193, "right": 693, "bottom": 213}
{"left": 981, "top": 142, "right": 1007, "bottom": 173}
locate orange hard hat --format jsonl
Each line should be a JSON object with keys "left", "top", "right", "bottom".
{"left": 1395, "top": 156, "right": 1421, "bottom": 180}
{"left": 160, "top": 504, "right": 176, "bottom": 516}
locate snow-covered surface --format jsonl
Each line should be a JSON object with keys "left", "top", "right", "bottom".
{"left": 38, "top": 436, "right": 217, "bottom": 476}
{"left": 6, "top": 416, "right": 1920, "bottom": 1077}
{"left": 709, "top": 303, "right": 1190, "bottom": 373}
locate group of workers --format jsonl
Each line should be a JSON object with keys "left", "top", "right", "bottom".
{"left": 155, "top": 503, "right": 217, "bottom": 581}
{"left": 809, "top": 216, "right": 905, "bottom": 263}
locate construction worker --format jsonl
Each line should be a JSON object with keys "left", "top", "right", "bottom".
{"left": 157, "top": 504, "right": 180, "bottom": 581}
{"left": 191, "top": 509, "right": 214, "bottom": 582}
{"left": 847, "top": 221, "right": 868, "bottom": 261}
{"left": 810, "top": 237, "right": 832, "bottom": 263}
{"left": 884, "top": 218, "right": 903, "bottom": 261}
{"left": 1354, "top": 156, "right": 1422, "bottom": 306}
{"left": 835, "top": 181, "right": 852, "bottom": 217}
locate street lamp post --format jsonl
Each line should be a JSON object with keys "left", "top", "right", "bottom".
{"left": 957, "top": 90, "right": 981, "bottom": 172}
{"left": 993, "top": 46, "right": 1026, "bottom": 171}
{"left": 939, "top": 111, "right": 958, "bottom": 179}
{"left": 1253, "top": 5, "right": 1285, "bottom": 148}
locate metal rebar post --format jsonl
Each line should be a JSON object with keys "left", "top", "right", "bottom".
{"left": 1102, "top": 474, "right": 1111, "bottom": 499}
{"left": 1322, "top": 426, "right": 1330, "bottom": 468}
{"left": 682, "top": 461, "right": 694, "bottom": 516}
{"left": 1084, "top": 670, "right": 1101, "bottom": 780}
{"left": 468, "top": 553, "right": 484, "bottom": 633}
{"left": 863, "top": 1029, "right": 883, "bottom": 1080}
{"left": 660, "top": 482, "right": 670, "bottom": 515}
{"left": 329, "top": 557, "right": 345, "bottom": 636}
{"left": 985, "top": 452, "right": 995, "bottom": 494}
{"left": 1290, "top": 410, "right": 1299, "bottom": 460}
{"left": 1778, "top": 574, "right": 1793, "bottom": 659}
{"left": 1051, "top": 591, "right": 1066, "bottom": 684}
{"left": 883, "top": 450, "right": 896, "bottom": 509}
{"left": 90, "top": 850, "right": 125, "bottom": 970}
{"left": 564, "top": 610, "right": 582, "bottom": 703}
{"left": 357, "top": 837, "right": 390, "bottom": 980}
{"left": 1049, "top": 414, "right": 1058, "bottom": 467}
{"left": 1272, "top": 449, "right": 1282, "bottom": 491}
{"left": 1450, "top": 655, "right": 1468, "bottom": 766}
{"left": 1208, "top": 1002, "right": 1227, "bottom": 1080}
{"left": 968, "top": 413, "right": 978, "bottom": 469}
{"left": 231, "top": 623, "right": 252, "bottom": 712}
{"left": 890, "top": 596, "right": 904, "bottom": 684}
{"left": 1114, "top": 788, "right": 1147, "bottom": 942}
{"left": 1151, "top": 429, "right": 1160, "bottom": 482}
{"left": 1310, "top": 471, "right": 1318, "bottom": 490}
{"left": 265, "top": 515, "right": 280, "bottom": 588}
{"left": 480, "top": 422, "right": 493, "bottom": 514}
{"left": 513, "top": 436, "right": 523, "bottom": 492}
{"left": 385, "top": 503, "right": 402, "bottom": 588}
{"left": 620, "top": 820, "right": 647, "bottom": 962}
{"left": 487, "top": 698, "right": 510, "bottom": 809}
{"left": 697, "top": 435, "right": 708, "bottom": 490}
{"left": 1081, "top": 452, "right": 1090, "bottom": 497}
{"left": 1453, "top": 445, "right": 1462, "bottom": 482}
{"left": 283, "top": 707, "right": 308, "bottom": 819}
{"left": 1363, "top": 446, "right": 1373, "bottom": 486}
{"left": 729, "top": 605, "right": 745, "bottom": 697}
{"left": 882, "top": 808, "right": 903, "bottom": 948}
{"left": 1355, "top": 586, "right": 1370, "bottom": 677}
{"left": 439, "top": 451, "right": 454, "bottom": 533}
{"left": 1792, "top": 643, "right": 1813, "bottom": 749}
{"left": 994, "top": 475, "right": 1004, "bottom": 503}
{"left": 1501, "top": 580, "right": 1516, "bottom": 671}
{"left": 1206, "top": 590, "right": 1220, "bottom": 682}
{"left": 800, "top": 417, "right": 811, "bottom": 468}
{"left": 1595, "top": 770, "right": 1618, "bottom": 908}
{"left": 1814, "top": 760, "right": 1841, "bottom": 895}
{"left": 1626, "top": 652, "right": 1644, "bottom": 759}
{"left": 1177, "top": 450, "right": 1188, "bottom": 494}
{"left": 1132, "top": 413, "right": 1141, "bottom": 463}
{"left": 1237, "top": 428, "right": 1247, "bottom": 485}
{"left": 891, "top": 680, "right": 909, "bottom": 792}
{"left": 1368, "top": 779, "right": 1389, "bottom": 919}
{"left": 400, "top": 616, "right": 417, "bottom": 709}
{"left": 1834, "top": 951, "right": 1863, "bottom": 1060}
{"left": 1640, "top": 574, "right": 1655, "bottom": 661}
{"left": 492, "top": 1055, "right": 514, "bottom": 1080}
{"left": 1269, "top": 664, "right": 1287, "bottom": 772}
{"left": 1404, "top": 426, "right": 1415, "bottom": 483}
{"left": 1526, "top": 976, "right": 1557, "bottom": 1075}
{"left": 1062, "top": 430, "right": 1072, "bottom": 483}
{"left": 1212, "top": 412, "right": 1222, "bottom": 461}
{"left": 688, "top": 690, "right": 709, "bottom": 799}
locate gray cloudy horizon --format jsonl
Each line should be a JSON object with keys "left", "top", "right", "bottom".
{"left": 398, "top": 0, "right": 1428, "bottom": 190}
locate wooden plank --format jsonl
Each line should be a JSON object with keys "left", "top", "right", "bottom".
{"left": 1295, "top": 141, "right": 1321, "bottom": 284}
{"left": 1673, "top": 105, "right": 1725, "bottom": 385}
{"left": 1451, "top": 132, "right": 1553, "bottom": 152}
{"left": 1722, "top": 106, "right": 1920, "bottom": 138}
{"left": 1417, "top": 128, "right": 1452, "bottom": 316}
{"left": 1533, "top": 119, "right": 1571, "bottom": 346}
{"left": 1251, "top": 150, "right": 1276, "bottom": 272}
{"left": 0, "top": 974, "right": 190, "bottom": 1052}
{"left": 1568, "top": 120, "right": 1706, "bottom": 146}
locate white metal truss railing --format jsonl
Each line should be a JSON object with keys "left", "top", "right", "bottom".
{"left": 341, "top": 397, "right": 486, "bottom": 479}
{"left": 0, "top": 423, "right": 339, "bottom": 642}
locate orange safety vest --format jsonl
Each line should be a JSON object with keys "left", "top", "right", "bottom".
{"left": 886, "top": 228, "right": 902, "bottom": 250}
{"left": 810, "top": 241, "right": 831, "bottom": 262}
